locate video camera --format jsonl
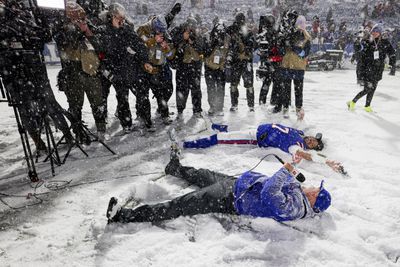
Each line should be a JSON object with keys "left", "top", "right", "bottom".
{"left": 33, "top": 0, "right": 67, "bottom": 30}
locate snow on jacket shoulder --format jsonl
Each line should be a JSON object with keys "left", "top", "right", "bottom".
{"left": 234, "top": 168, "right": 308, "bottom": 222}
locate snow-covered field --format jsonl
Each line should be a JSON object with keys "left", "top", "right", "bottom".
{"left": 1, "top": 65, "right": 400, "bottom": 266}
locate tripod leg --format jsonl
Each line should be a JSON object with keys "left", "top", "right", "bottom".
{"left": 62, "top": 142, "right": 89, "bottom": 164}
{"left": 81, "top": 124, "right": 116, "bottom": 155}
{"left": 46, "top": 118, "right": 62, "bottom": 165}
{"left": 20, "top": 122, "right": 39, "bottom": 182}
{"left": 75, "top": 143, "right": 89, "bottom": 157}
{"left": 97, "top": 139, "right": 116, "bottom": 155}
{"left": 44, "top": 123, "right": 72, "bottom": 163}
{"left": 35, "top": 116, "right": 44, "bottom": 163}
{"left": 3, "top": 79, "right": 39, "bottom": 182}
{"left": 62, "top": 145, "right": 73, "bottom": 164}
{"left": 45, "top": 124, "right": 55, "bottom": 176}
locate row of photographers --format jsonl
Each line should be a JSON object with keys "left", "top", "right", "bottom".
{"left": 0, "top": 0, "right": 313, "bottom": 152}
{"left": 62, "top": 3, "right": 311, "bottom": 132}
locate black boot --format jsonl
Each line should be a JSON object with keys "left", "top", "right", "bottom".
{"left": 165, "top": 158, "right": 181, "bottom": 176}
{"left": 106, "top": 197, "right": 120, "bottom": 224}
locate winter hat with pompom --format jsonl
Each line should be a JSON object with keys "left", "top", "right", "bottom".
{"left": 296, "top": 15, "right": 307, "bottom": 30}
{"left": 66, "top": 1, "right": 86, "bottom": 21}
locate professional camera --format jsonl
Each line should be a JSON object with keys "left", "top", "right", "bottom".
{"left": 0, "top": 0, "right": 68, "bottom": 182}
{"left": 256, "top": 15, "right": 278, "bottom": 79}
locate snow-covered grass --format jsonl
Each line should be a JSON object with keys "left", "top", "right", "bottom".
{"left": 0, "top": 64, "right": 399, "bottom": 266}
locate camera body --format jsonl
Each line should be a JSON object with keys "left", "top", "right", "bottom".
{"left": 0, "top": 0, "right": 53, "bottom": 104}
{"left": 256, "top": 32, "right": 279, "bottom": 80}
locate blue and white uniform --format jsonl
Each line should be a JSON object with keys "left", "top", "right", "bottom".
{"left": 256, "top": 123, "right": 306, "bottom": 153}
{"left": 234, "top": 167, "right": 314, "bottom": 221}
{"left": 183, "top": 123, "right": 307, "bottom": 158}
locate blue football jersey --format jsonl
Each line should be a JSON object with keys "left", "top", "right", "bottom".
{"left": 256, "top": 123, "right": 306, "bottom": 153}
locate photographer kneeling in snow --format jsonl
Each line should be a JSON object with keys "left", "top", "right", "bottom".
{"left": 106, "top": 149, "right": 331, "bottom": 224}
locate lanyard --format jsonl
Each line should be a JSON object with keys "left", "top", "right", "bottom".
{"left": 373, "top": 38, "right": 380, "bottom": 50}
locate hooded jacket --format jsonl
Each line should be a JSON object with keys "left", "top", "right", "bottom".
{"left": 281, "top": 29, "right": 311, "bottom": 71}
{"left": 96, "top": 23, "right": 149, "bottom": 81}
{"left": 359, "top": 37, "right": 396, "bottom": 82}
{"left": 227, "top": 21, "right": 256, "bottom": 63}
{"left": 234, "top": 168, "right": 313, "bottom": 221}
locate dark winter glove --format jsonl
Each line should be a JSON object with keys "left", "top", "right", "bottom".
{"left": 57, "top": 69, "right": 68, "bottom": 92}
{"left": 389, "top": 65, "right": 396, "bottom": 76}
{"left": 170, "top": 3, "right": 181, "bottom": 16}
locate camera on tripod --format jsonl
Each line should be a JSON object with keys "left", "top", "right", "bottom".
{"left": 0, "top": 0, "right": 67, "bottom": 182}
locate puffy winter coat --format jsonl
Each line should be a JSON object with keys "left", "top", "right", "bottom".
{"left": 137, "top": 21, "right": 174, "bottom": 74}
{"left": 56, "top": 25, "right": 100, "bottom": 77}
{"left": 281, "top": 29, "right": 311, "bottom": 71}
{"left": 359, "top": 37, "right": 396, "bottom": 82}
{"left": 256, "top": 123, "right": 307, "bottom": 153}
{"left": 226, "top": 23, "right": 256, "bottom": 63}
{"left": 234, "top": 168, "right": 312, "bottom": 221}
{"left": 170, "top": 24, "right": 205, "bottom": 66}
{"left": 204, "top": 25, "right": 230, "bottom": 70}
{"left": 96, "top": 24, "right": 149, "bottom": 81}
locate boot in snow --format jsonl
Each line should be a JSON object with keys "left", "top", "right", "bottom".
{"left": 296, "top": 107, "right": 305, "bottom": 120}
{"left": 347, "top": 101, "right": 356, "bottom": 111}
{"left": 106, "top": 197, "right": 121, "bottom": 224}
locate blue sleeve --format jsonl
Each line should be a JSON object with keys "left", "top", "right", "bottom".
{"left": 211, "top": 123, "right": 228, "bottom": 132}
{"left": 183, "top": 134, "right": 218, "bottom": 149}
{"left": 260, "top": 168, "right": 296, "bottom": 214}
{"left": 286, "top": 126, "right": 304, "bottom": 136}
{"left": 260, "top": 167, "right": 291, "bottom": 197}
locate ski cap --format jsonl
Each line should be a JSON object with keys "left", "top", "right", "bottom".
{"left": 371, "top": 24, "right": 382, "bottom": 34}
{"left": 315, "top": 133, "right": 324, "bottom": 151}
{"left": 152, "top": 15, "right": 167, "bottom": 33}
{"left": 66, "top": 1, "right": 86, "bottom": 21}
{"left": 108, "top": 3, "right": 126, "bottom": 18}
{"left": 313, "top": 180, "right": 331, "bottom": 213}
{"left": 296, "top": 15, "right": 307, "bottom": 30}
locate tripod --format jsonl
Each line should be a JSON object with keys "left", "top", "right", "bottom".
{"left": 35, "top": 112, "right": 62, "bottom": 176}
{"left": 0, "top": 78, "right": 39, "bottom": 182}
{"left": 51, "top": 110, "right": 116, "bottom": 164}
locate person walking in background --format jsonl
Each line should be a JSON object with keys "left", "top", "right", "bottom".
{"left": 347, "top": 24, "right": 396, "bottom": 113}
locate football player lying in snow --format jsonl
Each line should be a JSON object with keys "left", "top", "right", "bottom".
{"left": 106, "top": 152, "right": 331, "bottom": 224}
{"left": 183, "top": 123, "right": 343, "bottom": 172}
